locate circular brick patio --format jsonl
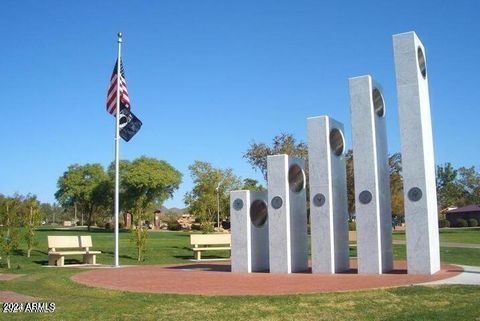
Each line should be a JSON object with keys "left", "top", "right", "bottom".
{"left": 71, "top": 260, "right": 462, "bottom": 296}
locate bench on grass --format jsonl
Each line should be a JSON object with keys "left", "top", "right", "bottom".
{"left": 190, "top": 234, "right": 231, "bottom": 261}
{"left": 47, "top": 235, "right": 101, "bottom": 266}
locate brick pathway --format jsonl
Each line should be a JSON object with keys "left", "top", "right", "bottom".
{"left": 71, "top": 260, "right": 462, "bottom": 296}
{"left": 0, "top": 274, "right": 25, "bottom": 281}
{"left": 0, "top": 291, "right": 39, "bottom": 303}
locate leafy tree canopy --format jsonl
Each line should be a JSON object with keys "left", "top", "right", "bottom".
{"left": 244, "top": 133, "right": 308, "bottom": 180}
{"left": 55, "top": 163, "right": 111, "bottom": 228}
{"left": 109, "top": 156, "right": 183, "bottom": 215}
{"left": 184, "top": 161, "right": 242, "bottom": 224}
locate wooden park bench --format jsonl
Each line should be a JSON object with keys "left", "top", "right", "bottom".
{"left": 190, "top": 234, "right": 231, "bottom": 261}
{"left": 47, "top": 235, "right": 101, "bottom": 266}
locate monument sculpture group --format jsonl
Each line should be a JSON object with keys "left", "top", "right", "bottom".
{"left": 230, "top": 31, "right": 441, "bottom": 275}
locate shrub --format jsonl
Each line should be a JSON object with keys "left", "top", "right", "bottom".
{"left": 168, "top": 221, "right": 182, "bottom": 231}
{"left": 191, "top": 223, "right": 201, "bottom": 231}
{"left": 200, "top": 222, "right": 214, "bottom": 233}
{"left": 456, "top": 218, "right": 468, "bottom": 228}
{"left": 438, "top": 219, "right": 451, "bottom": 228}
{"left": 468, "top": 218, "right": 478, "bottom": 227}
{"left": 221, "top": 221, "right": 231, "bottom": 230}
{"left": 348, "top": 221, "right": 356, "bottom": 231}
{"left": 163, "top": 213, "right": 182, "bottom": 231}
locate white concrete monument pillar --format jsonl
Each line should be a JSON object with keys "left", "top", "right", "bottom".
{"left": 230, "top": 190, "right": 269, "bottom": 273}
{"left": 349, "top": 75, "right": 394, "bottom": 274}
{"left": 267, "top": 155, "right": 308, "bottom": 273}
{"left": 393, "top": 31, "right": 440, "bottom": 275}
{"left": 307, "top": 116, "right": 350, "bottom": 273}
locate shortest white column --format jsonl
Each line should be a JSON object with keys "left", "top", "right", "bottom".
{"left": 267, "top": 155, "right": 308, "bottom": 273}
{"left": 308, "top": 116, "right": 350, "bottom": 273}
{"left": 230, "top": 190, "right": 269, "bottom": 272}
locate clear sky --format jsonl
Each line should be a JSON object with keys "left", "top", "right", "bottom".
{"left": 1, "top": 0, "right": 479, "bottom": 208}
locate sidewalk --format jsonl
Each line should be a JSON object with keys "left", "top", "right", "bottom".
{"left": 392, "top": 240, "right": 480, "bottom": 249}
{"left": 424, "top": 265, "right": 480, "bottom": 285}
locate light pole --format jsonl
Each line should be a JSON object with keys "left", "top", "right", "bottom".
{"left": 215, "top": 181, "right": 222, "bottom": 231}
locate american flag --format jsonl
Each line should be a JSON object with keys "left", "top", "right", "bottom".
{"left": 106, "top": 59, "right": 130, "bottom": 115}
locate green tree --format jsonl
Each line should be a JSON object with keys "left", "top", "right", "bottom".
{"left": 345, "top": 150, "right": 355, "bottom": 217}
{"left": 242, "top": 178, "right": 265, "bottom": 192}
{"left": 40, "top": 202, "right": 68, "bottom": 225}
{"left": 244, "top": 133, "right": 308, "bottom": 180}
{"left": 112, "top": 157, "right": 182, "bottom": 261}
{"left": 389, "top": 153, "right": 404, "bottom": 218}
{"left": 436, "top": 163, "right": 464, "bottom": 210}
{"left": 457, "top": 166, "right": 480, "bottom": 205}
{"left": 184, "top": 161, "right": 242, "bottom": 230}
{"left": 23, "top": 195, "right": 42, "bottom": 258}
{"left": 55, "top": 163, "right": 111, "bottom": 229}
{"left": 0, "top": 196, "right": 21, "bottom": 269}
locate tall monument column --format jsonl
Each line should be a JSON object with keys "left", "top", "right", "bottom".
{"left": 349, "top": 75, "right": 393, "bottom": 274}
{"left": 307, "top": 116, "right": 349, "bottom": 273}
{"left": 267, "top": 155, "right": 308, "bottom": 273}
{"left": 393, "top": 31, "right": 440, "bottom": 275}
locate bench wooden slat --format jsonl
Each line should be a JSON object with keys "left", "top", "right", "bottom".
{"left": 48, "top": 235, "right": 93, "bottom": 249}
{"left": 192, "top": 247, "right": 230, "bottom": 251}
{"left": 49, "top": 251, "right": 101, "bottom": 255}
{"left": 190, "top": 234, "right": 231, "bottom": 246}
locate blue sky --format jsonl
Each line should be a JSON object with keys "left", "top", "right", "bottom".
{"left": 1, "top": 1, "right": 479, "bottom": 208}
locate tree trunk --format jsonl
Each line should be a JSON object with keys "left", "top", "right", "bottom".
{"left": 28, "top": 207, "right": 33, "bottom": 257}
{"left": 87, "top": 205, "right": 94, "bottom": 231}
{"left": 137, "top": 218, "right": 142, "bottom": 261}
{"left": 6, "top": 207, "right": 11, "bottom": 268}
{"left": 74, "top": 202, "right": 78, "bottom": 224}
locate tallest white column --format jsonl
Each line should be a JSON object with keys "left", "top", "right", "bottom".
{"left": 393, "top": 31, "right": 440, "bottom": 275}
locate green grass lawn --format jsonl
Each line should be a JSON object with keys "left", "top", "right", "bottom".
{"left": 392, "top": 227, "right": 480, "bottom": 244}
{"left": 0, "top": 227, "right": 480, "bottom": 320}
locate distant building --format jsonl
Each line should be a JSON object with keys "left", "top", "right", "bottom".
{"left": 446, "top": 205, "right": 480, "bottom": 225}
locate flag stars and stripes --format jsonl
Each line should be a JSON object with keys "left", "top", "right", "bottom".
{"left": 106, "top": 59, "right": 130, "bottom": 115}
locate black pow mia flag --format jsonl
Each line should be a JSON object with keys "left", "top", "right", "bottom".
{"left": 119, "top": 106, "right": 142, "bottom": 142}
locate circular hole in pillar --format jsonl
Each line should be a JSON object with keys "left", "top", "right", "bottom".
{"left": 250, "top": 200, "right": 268, "bottom": 228}
{"left": 288, "top": 164, "right": 305, "bottom": 193}
{"left": 372, "top": 88, "right": 385, "bottom": 118}
{"left": 329, "top": 128, "right": 345, "bottom": 157}
{"left": 417, "top": 46, "right": 427, "bottom": 79}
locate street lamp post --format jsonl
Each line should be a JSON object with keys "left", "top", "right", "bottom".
{"left": 215, "top": 181, "right": 223, "bottom": 231}
{"left": 216, "top": 184, "right": 220, "bottom": 230}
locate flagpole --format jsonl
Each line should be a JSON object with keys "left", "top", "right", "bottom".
{"left": 114, "top": 32, "right": 122, "bottom": 267}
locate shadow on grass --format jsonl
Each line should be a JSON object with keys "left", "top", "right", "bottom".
{"left": 100, "top": 250, "right": 135, "bottom": 260}
{"left": 12, "top": 249, "right": 26, "bottom": 256}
